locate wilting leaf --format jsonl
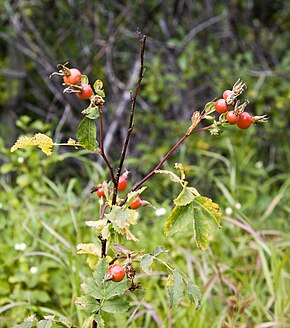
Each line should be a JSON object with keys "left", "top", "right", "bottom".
{"left": 164, "top": 203, "right": 194, "bottom": 236}
{"left": 167, "top": 270, "right": 184, "bottom": 308}
{"left": 10, "top": 133, "right": 53, "bottom": 155}
{"left": 193, "top": 208, "right": 209, "bottom": 251}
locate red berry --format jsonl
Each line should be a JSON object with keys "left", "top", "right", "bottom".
{"left": 222, "top": 90, "right": 234, "bottom": 100}
{"left": 214, "top": 98, "right": 230, "bottom": 114}
{"left": 237, "top": 112, "right": 253, "bottom": 129}
{"left": 130, "top": 197, "right": 142, "bottom": 209}
{"left": 76, "top": 83, "right": 93, "bottom": 99}
{"left": 96, "top": 187, "right": 105, "bottom": 198}
{"left": 63, "top": 68, "right": 82, "bottom": 85}
{"left": 117, "top": 176, "right": 128, "bottom": 192}
{"left": 226, "top": 111, "right": 238, "bottom": 125}
{"left": 108, "top": 264, "right": 125, "bottom": 282}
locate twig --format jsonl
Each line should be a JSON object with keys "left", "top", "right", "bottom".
{"left": 118, "top": 124, "right": 212, "bottom": 207}
{"left": 112, "top": 31, "right": 147, "bottom": 205}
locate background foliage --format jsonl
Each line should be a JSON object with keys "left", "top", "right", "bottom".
{"left": 0, "top": 1, "right": 289, "bottom": 327}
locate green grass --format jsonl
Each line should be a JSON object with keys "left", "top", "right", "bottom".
{"left": 0, "top": 136, "right": 289, "bottom": 328}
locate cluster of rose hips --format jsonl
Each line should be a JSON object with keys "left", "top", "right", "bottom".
{"left": 96, "top": 173, "right": 143, "bottom": 209}
{"left": 214, "top": 81, "right": 267, "bottom": 129}
{"left": 50, "top": 63, "right": 93, "bottom": 99}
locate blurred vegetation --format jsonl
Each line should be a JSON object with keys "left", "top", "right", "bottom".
{"left": 0, "top": 0, "right": 290, "bottom": 327}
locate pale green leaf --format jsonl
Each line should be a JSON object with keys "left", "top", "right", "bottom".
{"left": 204, "top": 101, "right": 216, "bottom": 115}
{"left": 184, "top": 277, "right": 202, "bottom": 309}
{"left": 193, "top": 196, "right": 222, "bottom": 227}
{"left": 36, "top": 320, "right": 52, "bottom": 328}
{"left": 154, "top": 246, "right": 167, "bottom": 257}
{"left": 193, "top": 208, "right": 209, "bottom": 251}
{"left": 93, "top": 258, "right": 108, "bottom": 284}
{"left": 94, "top": 314, "right": 105, "bottom": 328}
{"left": 81, "top": 277, "right": 103, "bottom": 299}
{"left": 76, "top": 243, "right": 101, "bottom": 257}
{"left": 167, "top": 270, "right": 184, "bottom": 308}
{"left": 155, "top": 169, "right": 183, "bottom": 184}
{"left": 81, "top": 75, "right": 89, "bottom": 84}
{"left": 77, "top": 117, "right": 98, "bottom": 152}
{"left": 140, "top": 254, "right": 154, "bottom": 275}
{"left": 10, "top": 133, "right": 53, "bottom": 156}
{"left": 75, "top": 295, "right": 100, "bottom": 314}
{"left": 82, "top": 106, "right": 100, "bottom": 120}
{"left": 174, "top": 186, "right": 195, "bottom": 206}
{"left": 105, "top": 279, "right": 127, "bottom": 299}
{"left": 164, "top": 203, "right": 194, "bottom": 236}
{"left": 101, "top": 298, "right": 129, "bottom": 313}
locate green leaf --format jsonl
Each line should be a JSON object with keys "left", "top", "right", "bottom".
{"left": 153, "top": 245, "right": 167, "bottom": 257}
{"left": 177, "top": 271, "right": 202, "bottom": 310}
{"left": 81, "top": 75, "right": 89, "bottom": 84}
{"left": 167, "top": 269, "right": 184, "bottom": 308}
{"left": 93, "top": 258, "right": 108, "bottom": 284}
{"left": 75, "top": 295, "right": 100, "bottom": 314}
{"left": 193, "top": 196, "right": 221, "bottom": 227}
{"left": 185, "top": 279, "right": 202, "bottom": 310}
{"left": 82, "top": 106, "right": 100, "bottom": 120}
{"left": 155, "top": 169, "right": 183, "bottom": 184}
{"left": 36, "top": 320, "right": 52, "bottom": 328}
{"left": 106, "top": 206, "right": 138, "bottom": 234}
{"left": 204, "top": 101, "right": 216, "bottom": 115}
{"left": 94, "top": 314, "right": 105, "bottom": 328}
{"left": 94, "top": 79, "right": 103, "bottom": 91}
{"left": 101, "top": 297, "right": 129, "bottom": 313}
{"left": 193, "top": 208, "right": 209, "bottom": 251}
{"left": 81, "top": 277, "right": 103, "bottom": 299}
{"left": 164, "top": 203, "right": 194, "bottom": 236}
{"left": 140, "top": 254, "right": 154, "bottom": 275}
{"left": 174, "top": 186, "right": 195, "bottom": 206}
{"left": 105, "top": 279, "right": 127, "bottom": 299}
{"left": 77, "top": 117, "right": 98, "bottom": 152}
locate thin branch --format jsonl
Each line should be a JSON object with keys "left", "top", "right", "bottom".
{"left": 119, "top": 124, "right": 212, "bottom": 206}
{"left": 112, "top": 32, "right": 147, "bottom": 205}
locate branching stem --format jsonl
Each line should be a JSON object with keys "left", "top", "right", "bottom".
{"left": 112, "top": 32, "right": 147, "bottom": 206}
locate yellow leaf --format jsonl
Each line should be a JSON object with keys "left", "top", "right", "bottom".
{"left": 10, "top": 133, "right": 53, "bottom": 156}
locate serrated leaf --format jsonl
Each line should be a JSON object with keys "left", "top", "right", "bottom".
{"left": 164, "top": 203, "right": 194, "bottom": 236}
{"left": 76, "top": 243, "right": 101, "bottom": 257}
{"left": 106, "top": 206, "right": 138, "bottom": 234}
{"left": 77, "top": 117, "right": 98, "bottom": 152}
{"left": 101, "top": 297, "right": 129, "bottom": 313}
{"left": 86, "top": 219, "right": 108, "bottom": 231}
{"left": 105, "top": 278, "right": 127, "bottom": 299}
{"left": 10, "top": 133, "right": 53, "bottom": 155}
{"left": 36, "top": 320, "right": 52, "bottom": 328}
{"left": 94, "top": 314, "right": 105, "bottom": 328}
{"left": 93, "top": 258, "right": 108, "bottom": 284}
{"left": 140, "top": 254, "right": 154, "bottom": 275}
{"left": 185, "top": 279, "right": 202, "bottom": 310}
{"left": 125, "top": 187, "right": 147, "bottom": 209}
{"left": 174, "top": 186, "right": 195, "bottom": 206}
{"left": 81, "top": 277, "right": 103, "bottom": 298}
{"left": 193, "top": 208, "right": 209, "bottom": 251}
{"left": 193, "top": 196, "right": 221, "bottom": 227}
{"left": 75, "top": 295, "right": 100, "bottom": 314}
{"left": 82, "top": 106, "right": 100, "bottom": 120}
{"left": 153, "top": 246, "right": 167, "bottom": 257}
{"left": 167, "top": 270, "right": 184, "bottom": 308}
